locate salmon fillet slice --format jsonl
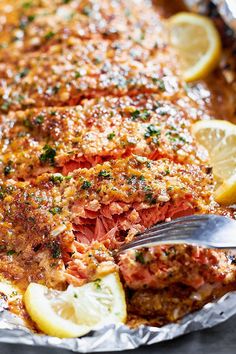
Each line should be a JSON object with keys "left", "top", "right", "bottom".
{"left": 0, "top": 0, "right": 180, "bottom": 112}
{"left": 119, "top": 245, "right": 236, "bottom": 290}
{"left": 120, "top": 245, "right": 236, "bottom": 326}
{"left": 0, "top": 155, "right": 215, "bottom": 289}
{"left": 0, "top": 95, "right": 208, "bottom": 180}
{"left": 0, "top": 46, "right": 178, "bottom": 112}
{"left": 0, "top": 0, "right": 166, "bottom": 58}
{"left": 127, "top": 280, "right": 236, "bottom": 326}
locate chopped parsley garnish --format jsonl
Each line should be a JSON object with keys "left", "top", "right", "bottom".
{"left": 127, "top": 175, "right": 145, "bottom": 185}
{"left": 131, "top": 109, "right": 150, "bottom": 121}
{"left": 140, "top": 32, "right": 145, "bottom": 40}
{"left": 131, "top": 109, "right": 140, "bottom": 120}
{"left": 145, "top": 192, "right": 156, "bottom": 205}
{"left": 23, "top": 118, "right": 33, "bottom": 129}
{"left": 50, "top": 174, "right": 64, "bottom": 184}
{"left": 4, "top": 162, "right": 12, "bottom": 176}
{"left": 75, "top": 71, "right": 82, "bottom": 78}
{"left": 1, "top": 102, "right": 10, "bottom": 111}
{"left": 49, "top": 242, "right": 61, "bottom": 259}
{"left": 81, "top": 180, "right": 92, "bottom": 190}
{"left": 144, "top": 125, "right": 161, "bottom": 139}
{"left": 10, "top": 291, "right": 18, "bottom": 297}
{"left": 82, "top": 6, "right": 91, "bottom": 16}
{"left": 94, "top": 279, "right": 102, "bottom": 289}
{"left": 7, "top": 250, "right": 16, "bottom": 256}
{"left": 39, "top": 145, "right": 56, "bottom": 165}
{"left": 22, "top": 1, "right": 32, "bottom": 9}
{"left": 165, "top": 168, "right": 170, "bottom": 175}
{"left": 35, "top": 115, "right": 44, "bottom": 125}
{"left": 49, "top": 206, "right": 62, "bottom": 215}
{"left": 65, "top": 175, "right": 72, "bottom": 181}
{"left": 17, "top": 68, "right": 29, "bottom": 79}
{"left": 165, "top": 131, "right": 188, "bottom": 144}
{"left": 27, "top": 15, "right": 35, "bottom": 22}
{"left": 127, "top": 175, "right": 137, "bottom": 185}
{"left": 44, "top": 31, "right": 55, "bottom": 40}
{"left": 98, "top": 170, "right": 111, "bottom": 179}
{"left": 46, "top": 85, "right": 60, "bottom": 95}
{"left": 63, "top": 0, "right": 72, "bottom": 3}
{"left": 152, "top": 78, "right": 166, "bottom": 91}
{"left": 135, "top": 251, "right": 146, "bottom": 264}
{"left": 19, "top": 14, "right": 35, "bottom": 28}
{"left": 107, "top": 132, "right": 115, "bottom": 140}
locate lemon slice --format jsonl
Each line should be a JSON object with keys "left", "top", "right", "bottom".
{"left": 192, "top": 119, "right": 236, "bottom": 205}
{"left": 24, "top": 273, "right": 127, "bottom": 338}
{"left": 169, "top": 12, "right": 221, "bottom": 82}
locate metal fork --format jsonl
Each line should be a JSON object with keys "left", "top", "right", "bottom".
{"left": 118, "top": 214, "right": 236, "bottom": 253}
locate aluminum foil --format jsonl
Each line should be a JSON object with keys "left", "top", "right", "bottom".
{"left": 0, "top": 1, "right": 235, "bottom": 352}
{"left": 0, "top": 291, "right": 236, "bottom": 352}
{"left": 185, "top": 0, "right": 236, "bottom": 31}
{"left": 213, "top": 0, "right": 236, "bottom": 30}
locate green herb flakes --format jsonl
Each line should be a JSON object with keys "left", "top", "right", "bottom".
{"left": 44, "top": 31, "right": 55, "bottom": 40}
{"left": 50, "top": 174, "right": 64, "bottom": 184}
{"left": 49, "top": 206, "right": 62, "bottom": 215}
{"left": 98, "top": 170, "right": 111, "bottom": 179}
{"left": 7, "top": 250, "right": 16, "bottom": 256}
{"left": 107, "top": 132, "right": 115, "bottom": 140}
{"left": 135, "top": 251, "right": 146, "bottom": 264}
{"left": 39, "top": 145, "right": 56, "bottom": 165}
{"left": 81, "top": 180, "right": 92, "bottom": 190}
{"left": 144, "top": 125, "right": 161, "bottom": 139}
{"left": 35, "top": 115, "right": 44, "bottom": 125}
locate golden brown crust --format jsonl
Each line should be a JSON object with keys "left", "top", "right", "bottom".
{"left": 0, "top": 156, "right": 215, "bottom": 290}
{"left": 0, "top": 94, "right": 209, "bottom": 180}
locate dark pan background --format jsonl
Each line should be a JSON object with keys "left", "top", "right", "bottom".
{"left": 1, "top": 314, "right": 236, "bottom": 354}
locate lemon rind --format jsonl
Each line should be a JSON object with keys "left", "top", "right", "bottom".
{"left": 24, "top": 272, "right": 127, "bottom": 338}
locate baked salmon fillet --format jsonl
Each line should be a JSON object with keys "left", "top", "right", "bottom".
{"left": 0, "top": 0, "right": 180, "bottom": 112}
{"left": 0, "top": 0, "right": 235, "bottom": 333}
{"left": 0, "top": 0, "right": 165, "bottom": 56}
{"left": 0, "top": 155, "right": 234, "bottom": 325}
{"left": 0, "top": 94, "right": 208, "bottom": 180}
{"left": 0, "top": 156, "right": 215, "bottom": 287}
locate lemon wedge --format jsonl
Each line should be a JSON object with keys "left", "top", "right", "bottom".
{"left": 24, "top": 272, "right": 127, "bottom": 338}
{"left": 192, "top": 119, "right": 236, "bottom": 205}
{"left": 169, "top": 12, "right": 221, "bottom": 82}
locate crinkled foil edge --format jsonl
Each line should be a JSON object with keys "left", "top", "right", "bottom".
{"left": 0, "top": 291, "right": 236, "bottom": 352}
{"left": 185, "top": 0, "right": 236, "bottom": 31}
{"left": 213, "top": 0, "right": 236, "bottom": 31}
